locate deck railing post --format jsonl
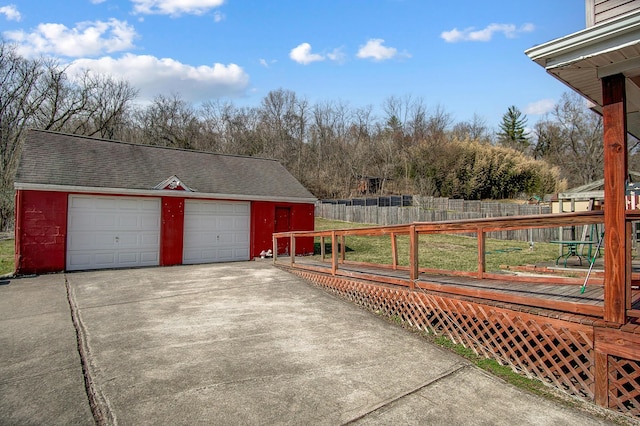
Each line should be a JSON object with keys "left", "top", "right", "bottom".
{"left": 409, "top": 225, "right": 418, "bottom": 288}
{"left": 602, "top": 73, "right": 629, "bottom": 325}
{"left": 272, "top": 236, "right": 277, "bottom": 263}
{"left": 594, "top": 349, "right": 609, "bottom": 408}
{"left": 477, "top": 227, "right": 485, "bottom": 279}
{"left": 290, "top": 234, "right": 295, "bottom": 266}
{"left": 391, "top": 232, "right": 398, "bottom": 270}
{"left": 331, "top": 231, "right": 338, "bottom": 276}
{"left": 320, "top": 235, "right": 326, "bottom": 262}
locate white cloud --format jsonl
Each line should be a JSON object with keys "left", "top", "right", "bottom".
{"left": 0, "top": 4, "right": 21, "bottom": 21}
{"left": 67, "top": 53, "right": 249, "bottom": 102}
{"left": 441, "top": 23, "right": 535, "bottom": 43}
{"left": 524, "top": 98, "right": 556, "bottom": 115}
{"left": 327, "top": 47, "right": 346, "bottom": 63}
{"left": 259, "top": 58, "right": 277, "bottom": 68}
{"left": 213, "top": 11, "right": 225, "bottom": 22}
{"left": 289, "top": 42, "right": 325, "bottom": 65}
{"left": 357, "top": 39, "right": 404, "bottom": 61}
{"left": 4, "top": 18, "right": 137, "bottom": 58}
{"left": 132, "top": 0, "right": 225, "bottom": 16}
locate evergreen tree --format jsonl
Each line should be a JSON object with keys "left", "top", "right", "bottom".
{"left": 497, "top": 105, "right": 530, "bottom": 152}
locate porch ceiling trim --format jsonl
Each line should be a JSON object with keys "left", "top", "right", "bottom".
{"left": 525, "top": 10, "right": 640, "bottom": 73}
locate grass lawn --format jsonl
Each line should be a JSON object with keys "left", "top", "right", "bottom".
{"left": 0, "top": 239, "right": 13, "bottom": 276}
{"left": 314, "top": 218, "right": 561, "bottom": 272}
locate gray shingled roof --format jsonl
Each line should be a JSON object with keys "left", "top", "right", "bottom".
{"left": 15, "top": 130, "right": 316, "bottom": 201}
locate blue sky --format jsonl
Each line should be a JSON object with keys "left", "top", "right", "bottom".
{"left": 0, "top": 0, "right": 586, "bottom": 130}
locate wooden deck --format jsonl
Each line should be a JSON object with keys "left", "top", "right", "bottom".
{"left": 273, "top": 211, "right": 640, "bottom": 324}
{"left": 273, "top": 212, "right": 640, "bottom": 417}
{"left": 278, "top": 256, "right": 640, "bottom": 322}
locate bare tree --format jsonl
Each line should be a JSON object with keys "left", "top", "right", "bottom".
{"left": 308, "top": 101, "right": 353, "bottom": 196}
{"left": 0, "top": 41, "right": 48, "bottom": 230}
{"left": 533, "top": 92, "right": 603, "bottom": 187}
{"left": 451, "top": 113, "right": 490, "bottom": 142}
{"left": 257, "top": 89, "right": 309, "bottom": 178}
{"left": 82, "top": 73, "right": 138, "bottom": 139}
{"left": 200, "top": 100, "right": 261, "bottom": 155}
{"left": 32, "top": 66, "right": 92, "bottom": 132}
{"left": 133, "top": 93, "right": 201, "bottom": 149}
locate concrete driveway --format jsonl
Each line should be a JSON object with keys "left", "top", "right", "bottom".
{"left": 0, "top": 262, "right": 622, "bottom": 425}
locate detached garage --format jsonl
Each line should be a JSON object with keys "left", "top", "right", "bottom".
{"left": 14, "top": 130, "right": 316, "bottom": 275}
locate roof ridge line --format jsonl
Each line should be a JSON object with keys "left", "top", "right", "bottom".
{"left": 29, "top": 129, "right": 279, "bottom": 162}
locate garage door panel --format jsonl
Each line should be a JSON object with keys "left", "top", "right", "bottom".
{"left": 182, "top": 251, "right": 199, "bottom": 262}
{"left": 141, "top": 233, "right": 160, "bottom": 246}
{"left": 217, "top": 233, "right": 234, "bottom": 244}
{"left": 235, "top": 217, "right": 249, "bottom": 228}
{"left": 118, "top": 215, "right": 140, "bottom": 229}
{"left": 183, "top": 200, "right": 250, "bottom": 264}
{"left": 95, "top": 253, "right": 116, "bottom": 266}
{"left": 94, "top": 233, "right": 117, "bottom": 247}
{"left": 94, "top": 198, "right": 118, "bottom": 210}
{"left": 139, "top": 215, "right": 161, "bottom": 230}
{"left": 234, "top": 203, "right": 249, "bottom": 214}
{"left": 94, "top": 214, "right": 117, "bottom": 228}
{"left": 68, "top": 233, "right": 97, "bottom": 249}
{"left": 218, "top": 204, "right": 234, "bottom": 214}
{"left": 68, "top": 215, "right": 98, "bottom": 230}
{"left": 218, "top": 249, "right": 233, "bottom": 259}
{"left": 67, "top": 196, "right": 160, "bottom": 271}
{"left": 68, "top": 253, "right": 91, "bottom": 269}
{"left": 140, "top": 251, "right": 159, "bottom": 263}
{"left": 218, "top": 217, "right": 232, "bottom": 228}
{"left": 118, "top": 252, "right": 140, "bottom": 264}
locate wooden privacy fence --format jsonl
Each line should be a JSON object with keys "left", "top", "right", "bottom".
{"left": 316, "top": 199, "right": 560, "bottom": 242}
{"left": 273, "top": 210, "right": 640, "bottom": 419}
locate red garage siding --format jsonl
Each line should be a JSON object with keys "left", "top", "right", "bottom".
{"left": 160, "top": 197, "right": 184, "bottom": 266}
{"left": 251, "top": 201, "right": 315, "bottom": 257}
{"left": 15, "top": 190, "right": 67, "bottom": 275}
{"left": 14, "top": 190, "right": 315, "bottom": 275}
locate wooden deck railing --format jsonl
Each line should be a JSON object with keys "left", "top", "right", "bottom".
{"left": 274, "top": 210, "right": 605, "bottom": 285}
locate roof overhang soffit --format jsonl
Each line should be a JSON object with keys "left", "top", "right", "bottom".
{"left": 525, "top": 10, "right": 640, "bottom": 139}
{"left": 526, "top": 11, "right": 640, "bottom": 72}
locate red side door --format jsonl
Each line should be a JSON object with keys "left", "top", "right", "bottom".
{"left": 274, "top": 207, "right": 291, "bottom": 255}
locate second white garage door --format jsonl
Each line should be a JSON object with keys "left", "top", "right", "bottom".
{"left": 183, "top": 200, "right": 250, "bottom": 264}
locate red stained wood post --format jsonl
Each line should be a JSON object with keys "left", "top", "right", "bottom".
{"left": 290, "top": 234, "right": 295, "bottom": 266}
{"left": 477, "top": 227, "right": 486, "bottom": 279}
{"left": 409, "top": 225, "right": 418, "bottom": 288}
{"left": 594, "top": 350, "right": 609, "bottom": 408}
{"left": 272, "top": 236, "right": 277, "bottom": 263}
{"left": 602, "top": 73, "right": 629, "bottom": 325}
{"left": 391, "top": 233, "right": 398, "bottom": 270}
{"left": 320, "top": 235, "right": 326, "bottom": 261}
{"left": 331, "top": 231, "right": 338, "bottom": 276}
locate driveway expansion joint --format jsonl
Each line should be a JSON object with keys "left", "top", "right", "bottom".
{"left": 65, "top": 274, "right": 115, "bottom": 426}
{"left": 340, "top": 362, "right": 470, "bottom": 425}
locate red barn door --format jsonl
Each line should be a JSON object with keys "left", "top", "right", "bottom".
{"left": 274, "top": 207, "right": 291, "bottom": 255}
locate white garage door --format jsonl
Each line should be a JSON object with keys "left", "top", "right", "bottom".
{"left": 183, "top": 200, "right": 250, "bottom": 264}
{"left": 67, "top": 195, "right": 161, "bottom": 271}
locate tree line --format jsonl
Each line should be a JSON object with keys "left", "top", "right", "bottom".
{"left": 2, "top": 40, "right": 631, "bottom": 231}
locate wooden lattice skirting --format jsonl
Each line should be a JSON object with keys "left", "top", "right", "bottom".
{"left": 284, "top": 268, "right": 640, "bottom": 418}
